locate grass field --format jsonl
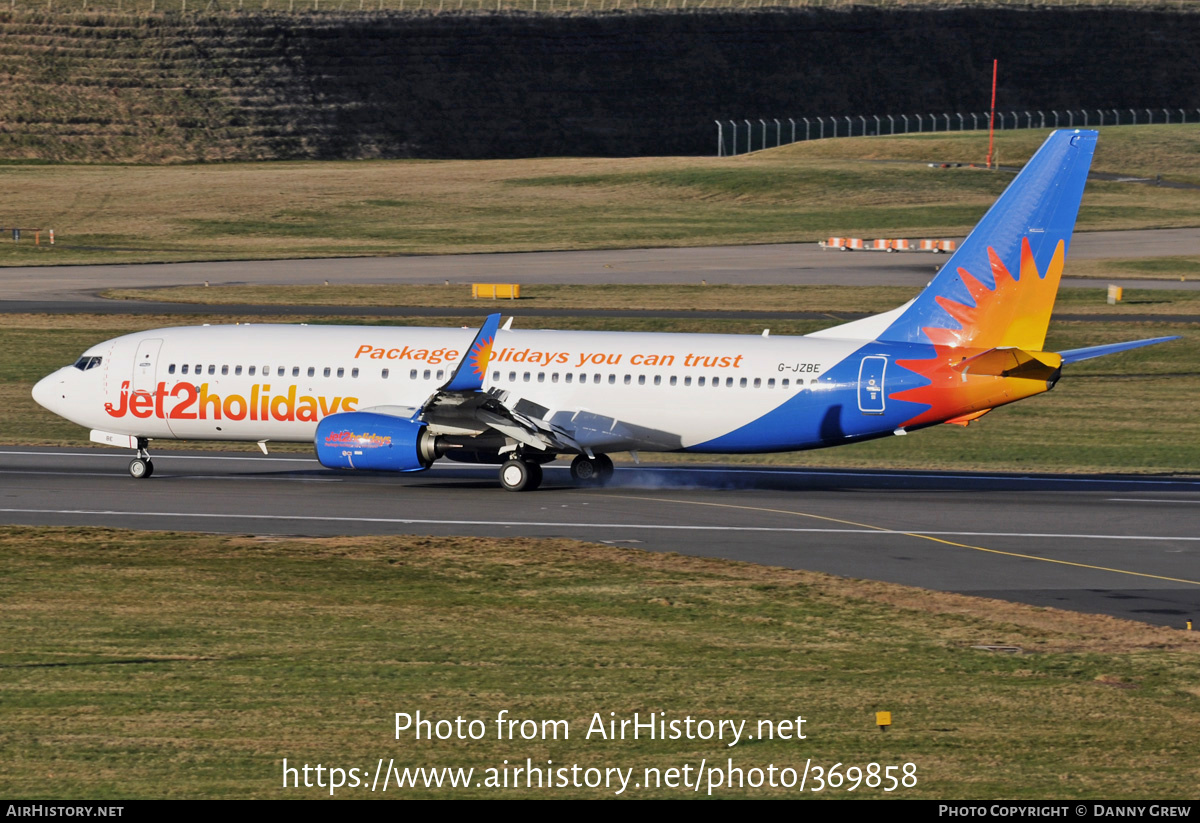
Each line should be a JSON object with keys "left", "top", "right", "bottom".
{"left": 5, "top": 311, "right": 1197, "bottom": 474}
{"left": 3, "top": 526, "right": 1199, "bottom": 799}
{"left": 4, "top": 126, "right": 1198, "bottom": 267}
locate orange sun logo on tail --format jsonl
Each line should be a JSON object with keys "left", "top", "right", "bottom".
{"left": 891, "top": 237, "right": 1065, "bottom": 428}
{"left": 926, "top": 237, "right": 1065, "bottom": 352}
{"left": 467, "top": 335, "right": 494, "bottom": 381}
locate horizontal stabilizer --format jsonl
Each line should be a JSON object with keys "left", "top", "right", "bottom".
{"left": 1058, "top": 336, "right": 1180, "bottom": 364}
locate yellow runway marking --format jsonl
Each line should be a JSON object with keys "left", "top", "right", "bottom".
{"left": 600, "top": 494, "right": 1200, "bottom": 587}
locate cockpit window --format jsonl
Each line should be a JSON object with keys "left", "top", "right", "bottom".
{"left": 73, "top": 356, "right": 102, "bottom": 371}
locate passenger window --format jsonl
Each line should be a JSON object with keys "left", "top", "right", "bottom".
{"left": 509, "top": 372, "right": 516, "bottom": 382}
{"left": 739, "top": 378, "right": 747, "bottom": 388}
{"left": 668, "top": 376, "right": 675, "bottom": 386}
{"left": 208, "top": 365, "right": 216, "bottom": 375}
{"left": 623, "top": 375, "right": 631, "bottom": 385}
{"left": 222, "top": 365, "right": 229, "bottom": 375}
{"left": 352, "top": 368, "right": 360, "bottom": 378}
{"left": 726, "top": 377, "right": 733, "bottom": 387}
{"left": 565, "top": 373, "right": 573, "bottom": 384}
{"left": 551, "top": 373, "right": 559, "bottom": 383}
{"left": 523, "top": 372, "right": 530, "bottom": 382}
{"left": 382, "top": 369, "right": 389, "bottom": 379}
{"left": 424, "top": 370, "right": 432, "bottom": 380}
{"left": 637, "top": 375, "right": 645, "bottom": 385}
{"left": 685, "top": 376, "right": 692, "bottom": 386}
{"left": 277, "top": 367, "right": 285, "bottom": 377}
{"left": 577, "top": 373, "right": 586, "bottom": 384}
{"left": 235, "top": 366, "right": 243, "bottom": 376}
{"left": 768, "top": 378, "right": 775, "bottom": 388}
{"left": 782, "top": 379, "right": 790, "bottom": 388}
{"left": 168, "top": 364, "right": 176, "bottom": 375}
{"left": 410, "top": 369, "right": 417, "bottom": 380}
{"left": 492, "top": 371, "right": 500, "bottom": 381}
{"left": 337, "top": 367, "right": 345, "bottom": 378}
{"left": 437, "top": 370, "right": 444, "bottom": 380}
{"left": 325, "top": 367, "right": 333, "bottom": 378}
{"left": 753, "top": 378, "right": 761, "bottom": 388}
{"left": 292, "top": 367, "right": 299, "bottom": 377}
{"left": 307, "top": 367, "right": 315, "bottom": 377}
{"left": 594, "top": 374, "right": 601, "bottom": 384}
{"left": 248, "top": 366, "right": 256, "bottom": 376}
{"left": 181, "top": 364, "right": 189, "bottom": 375}
{"left": 537, "top": 373, "right": 545, "bottom": 383}
{"left": 698, "top": 377, "right": 706, "bottom": 386}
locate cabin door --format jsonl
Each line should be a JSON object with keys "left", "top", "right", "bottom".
{"left": 857, "top": 355, "right": 887, "bottom": 415}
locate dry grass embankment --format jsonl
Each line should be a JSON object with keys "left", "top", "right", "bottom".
{"left": 5, "top": 127, "right": 1200, "bottom": 266}
{"left": 3, "top": 526, "right": 1199, "bottom": 798}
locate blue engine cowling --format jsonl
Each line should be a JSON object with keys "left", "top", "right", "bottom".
{"left": 314, "top": 411, "right": 439, "bottom": 472}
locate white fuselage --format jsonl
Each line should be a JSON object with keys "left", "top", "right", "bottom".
{"left": 34, "top": 323, "right": 866, "bottom": 451}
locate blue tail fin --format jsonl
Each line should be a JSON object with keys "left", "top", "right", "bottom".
{"left": 878, "top": 130, "right": 1097, "bottom": 351}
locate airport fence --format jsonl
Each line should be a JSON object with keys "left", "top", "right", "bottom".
{"left": 715, "top": 108, "right": 1200, "bottom": 156}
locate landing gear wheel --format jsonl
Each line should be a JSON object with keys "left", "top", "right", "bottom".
{"left": 570, "top": 454, "right": 598, "bottom": 484}
{"left": 571, "top": 454, "right": 614, "bottom": 486}
{"left": 129, "top": 457, "right": 153, "bottom": 479}
{"left": 500, "top": 458, "right": 542, "bottom": 492}
{"left": 571, "top": 454, "right": 613, "bottom": 486}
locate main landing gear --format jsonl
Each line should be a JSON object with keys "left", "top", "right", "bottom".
{"left": 499, "top": 457, "right": 542, "bottom": 492}
{"left": 570, "top": 454, "right": 613, "bottom": 486}
{"left": 128, "top": 438, "right": 153, "bottom": 479}
{"left": 498, "top": 453, "right": 614, "bottom": 492}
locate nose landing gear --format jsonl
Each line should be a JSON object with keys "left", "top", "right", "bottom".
{"left": 128, "top": 438, "right": 153, "bottom": 479}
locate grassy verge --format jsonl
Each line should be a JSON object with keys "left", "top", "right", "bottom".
{"left": 1068, "top": 255, "right": 1200, "bottom": 282}
{"left": 101, "top": 282, "right": 1200, "bottom": 315}
{"left": 2, "top": 527, "right": 1198, "bottom": 799}
{"left": 4, "top": 313, "right": 1197, "bottom": 474}
{"left": 787, "top": 125, "right": 1200, "bottom": 186}
{"left": 4, "top": 127, "right": 1198, "bottom": 267}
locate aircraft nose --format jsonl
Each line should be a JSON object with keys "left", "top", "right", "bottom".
{"left": 32, "top": 371, "right": 66, "bottom": 412}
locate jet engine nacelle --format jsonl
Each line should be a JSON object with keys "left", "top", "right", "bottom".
{"left": 314, "top": 411, "right": 441, "bottom": 472}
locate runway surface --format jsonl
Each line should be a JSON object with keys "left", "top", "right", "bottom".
{"left": 3, "top": 228, "right": 1199, "bottom": 303}
{"left": 3, "top": 447, "right": 1198, "bottom": 629}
